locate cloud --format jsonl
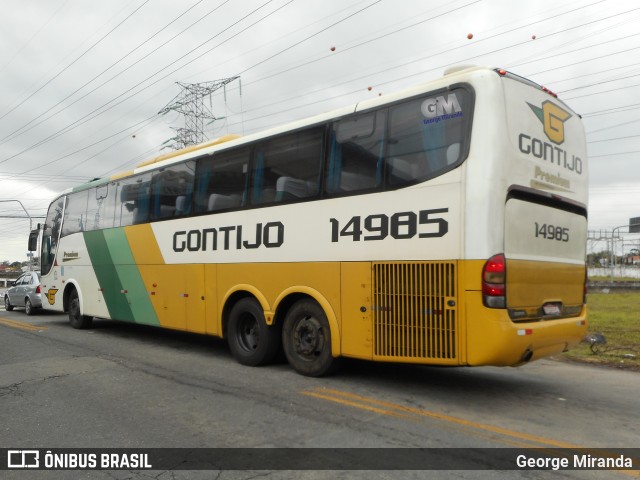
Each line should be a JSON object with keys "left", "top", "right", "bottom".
{"left": 0, "top": 0, "right": 639, "bottom": 259}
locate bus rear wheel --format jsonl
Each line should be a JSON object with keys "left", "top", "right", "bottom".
{"left": 282, "top": 299, "right": 339, "bottom": 377}
{"left": 227, "top": 297, "right": 280, "bottom": 366}
{"left": 68, "top": 290, "right": 93, "bottom": 329}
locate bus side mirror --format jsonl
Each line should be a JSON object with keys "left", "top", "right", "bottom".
{"left": 28, "top": 227, "right": 39, "bottom": 252}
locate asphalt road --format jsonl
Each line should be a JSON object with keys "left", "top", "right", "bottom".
{"left": 0, "top": 306, "right": 638, "bottom": 480}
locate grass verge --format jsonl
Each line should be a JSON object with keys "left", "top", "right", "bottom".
{"left": 562, "top": 291, "right": 640, "bottom": 371}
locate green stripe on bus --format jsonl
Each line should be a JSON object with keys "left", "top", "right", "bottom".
{"left": 71, "top": 178, "right": 109, "bottom": 193}
{"left": 84, "top": 229, "right": 160, "bottom": 326}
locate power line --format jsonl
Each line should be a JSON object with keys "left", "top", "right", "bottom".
{"left": 558, "top": 71, "right": 640, "bottom": 94}
{"left": 0, "top": 0, "right": 211, "bottom": 146}
{"left": 588, "top": 134, "right": 640, "bottom": 144}
{"left": 0, "top": 0, "right": 287, "bottom": 166}
{"left": 215, "top": 0, "right": 616, "bottom": 120}
{"left": 5, "top": 1, "right": 640, "bottom": 194}
{"left": 239, "top": 0, "right": 482, "bottom": 88}
{"left": 0, "top": 0, "right": 72, "bottom": 76}
{"left": 590, "top": 150, "right": 640, "bottom": 159}
{"left": 0, "top": 0, "right": 152, "bottom": 122}
{"left": 234, "top": 0, "right": 385, "bottom": 77}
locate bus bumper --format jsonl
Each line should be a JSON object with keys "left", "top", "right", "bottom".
{"left": 465, "top": 291, "right": 587, "bottom": 366}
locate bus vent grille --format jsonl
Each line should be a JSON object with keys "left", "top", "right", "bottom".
{"left": 373, "top": 262, "right": 457, "bottom": 361}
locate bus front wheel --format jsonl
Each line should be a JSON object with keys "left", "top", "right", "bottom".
{"left": 227, "top": 297, "right": 280, "bottom": 366}
{"left": 282, "top": 299, "right": 339, "bottom": 377}
{"left": 68, "top": 290, "right": 93, "bottom": 329}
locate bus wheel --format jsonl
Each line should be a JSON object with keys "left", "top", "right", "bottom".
{"left": 227, "top": 298, "right": 280, "bottom": 366}
{"left": 68, "top": 290, "right": 93, "bottom": 329}
{"left": 282, "top": 299, "right": 340, "bottom": 377}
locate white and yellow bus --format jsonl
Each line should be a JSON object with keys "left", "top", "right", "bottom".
{"left": 32, "top": 66, "right": 588, "bottom": 376}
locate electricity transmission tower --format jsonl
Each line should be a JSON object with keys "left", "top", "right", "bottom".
{"left": 159, "top": 77, "right": 239, "bottom": 150}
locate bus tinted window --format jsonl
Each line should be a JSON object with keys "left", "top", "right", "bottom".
{"left": 386, "top": 88, "right": 470, "bottom": 187}
{"left": 327, "top": 110, "right": 386, "bottom": 194}
{"left": 86, "top": 183, "right": 116, "bottom": 231}
{"left": 41, "top": 196, "right": 64, "bottom": 275}
{"left": 194, "top": 148, "right": 249, "bottom": 213}
{"left": 116, "top": 173, "right": 152, "bottom": 226}
{"left": 61, "top": 190, "right": 88, "bottom": 237}
{"left": 150, "top": 160, "right": 195, "bottom": 220}
{"left": 252, "top": 129, "right": 323, "bottom": 205}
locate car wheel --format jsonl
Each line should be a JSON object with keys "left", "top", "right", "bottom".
{"left": 25, "top": 298, "right": 35, "bottom": 316}
{"left": 227, "top": 297, "right": 280, "bottom": 366}
{"left": 4, "top": 296, "right": 13, "bottom": 311}
{"left": 282, "top": 299, "right": 340, "bottom": 377}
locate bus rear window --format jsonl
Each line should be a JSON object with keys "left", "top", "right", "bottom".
{"left": 326, "top": 86, "right": 472, "bottom": 194}
{"left": 386, "top": 89, "right": 470, "bottom": 186}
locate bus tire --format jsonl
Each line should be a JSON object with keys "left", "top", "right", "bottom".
{"left": 282, "top": 299, "right": 340, "bottom": 377}
{"left": 4, "top": 296, "right": 14, "bottom": 311}
{"left": 68, "top": 290, "right": 93, "bottom": 329}
{"left": 227, "top": 297, "right": 280, "bottom": 366}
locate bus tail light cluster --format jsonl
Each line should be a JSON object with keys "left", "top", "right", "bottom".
{"left": 482, "top": 254, "right": 506, "bottom": 308}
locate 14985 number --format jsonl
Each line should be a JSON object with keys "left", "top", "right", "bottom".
{"left": 330, "top": 209, "right": 448, "bottom": 242}
{"left": 535, "top": 222, "right": 569, "bottom": 242}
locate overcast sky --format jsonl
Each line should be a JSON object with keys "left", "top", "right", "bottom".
{"left": 1, "top": 0, "right": 639, "bottom": 262}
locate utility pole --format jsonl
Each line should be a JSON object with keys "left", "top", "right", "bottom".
{"left": 0, "top": 199, "right": 35, "bottom": 270}
{"left": 159, "top": 77, "right": 240, "bottom": 150}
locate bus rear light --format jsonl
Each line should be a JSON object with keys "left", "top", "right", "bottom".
{"left": 482, "top": 253, "right": 506, "bottom": 309}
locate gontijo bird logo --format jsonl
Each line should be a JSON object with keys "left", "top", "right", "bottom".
{"left": 527, "top": 100, "right": 572, "bottom": 145}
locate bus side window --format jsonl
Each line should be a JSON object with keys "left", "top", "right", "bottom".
{"left": 251, "top": 129, "right": 323, "bottom": 205}
{"left": 86, "top": 183, "right": 116, "bottom": 231}
{"left": 61, "top": 190, "right": 89, "bottom": 237}
{"left": 116, "top": 173, "right": 152, "bottom": 226}
{"left": 150, "top": 160, "right": 195, "bottom": 220}
{"left": 194, "top": 148, "right": 249, "bottom": 213}
{"left": 327, "top": 110, "right": 386, "bottom": 194}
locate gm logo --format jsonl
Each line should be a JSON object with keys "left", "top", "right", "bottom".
{"left": 421, "top": 93, "right": 462, "bottom": 118}
{"left": 527, "top": 100, "right": 572, "bottom": 145}
{"left": 8, "top": 450, "right": 39, "bottom": 468}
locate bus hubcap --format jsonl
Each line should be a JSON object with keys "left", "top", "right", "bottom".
{"left": 294, "top": 316, "right": 324, "bottom": 357}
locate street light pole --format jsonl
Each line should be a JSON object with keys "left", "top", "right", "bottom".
{"left": 0, "top": 199, "right": 33, "bottom": 271}
{"left": 610, "top": 224, "right": 629, "bottom": 282}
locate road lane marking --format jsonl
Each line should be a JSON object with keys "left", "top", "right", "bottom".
{"left": 0, "top": 316, "right": 47, "bottom": 332}
{"left": 303, "top": 386, "right": 573, "bottom": 448}
{"left": 301, "top": 387, "right": 640, "bottom": 477}
{"left": 302, "top": 390, "right": 415, "bottom": 420}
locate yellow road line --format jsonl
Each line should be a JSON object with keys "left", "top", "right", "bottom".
{"left": 304, "top": 387, "right": 576, "bottom": 448}
{"left": 301, "top": 387, "right": 640, "bottom": 477}
{"left": 0, "top": 316, "right": 47, "bottom": 332}
{"left": 302, "top": 390, "right": 415, "bottom": 420}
